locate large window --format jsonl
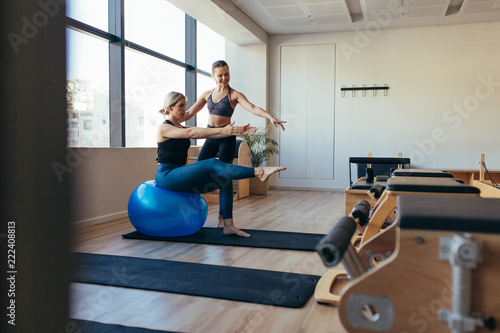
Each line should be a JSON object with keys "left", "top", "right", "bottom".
{"left": 66, "top": 28, "right": 110, "bottom": 147}
{"left": 194, "top": 73, "right": 216, "bottom": 146}
{"left": 66, "top": 0, "right": 225, "bottom": 147}
{"left": 195, "top": 22, "right": 225, "bottom": 146}
{"left": 125, "top": 0, "right": 185, "bottom": 63}
{"left": 66, "top": 0, "right": 108, "bottom": 32}
{"left": 125, "top": 50, "right": 185, "bottom": 147}
{"left": 197, "top": 22, "right": 225, "bottom": 73}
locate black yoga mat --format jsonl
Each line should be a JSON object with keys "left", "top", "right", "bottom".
{"left": 122, "top": 227, "right": 325, "bottom": 251}
{"left": 70, "top": 319, "right": 177, "bottom": 333}
{"left": 72, "top": 253, "right": 319, "bottom": 308}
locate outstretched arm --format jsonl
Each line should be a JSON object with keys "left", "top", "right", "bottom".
{"left": 204, "top": 123, "right": 256, "bottom": 139}
{"left": 158, "top": 122, "right": 252, "bottom": 141}
{"left": 178, "top": 90, "right": 210, "bottom": 123}
{"left": 234, "top": 90, "right": 287, "bottom": 131}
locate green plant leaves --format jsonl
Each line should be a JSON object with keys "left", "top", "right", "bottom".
{"left": 239, "top": 128, "right": 279, "bottom": 167}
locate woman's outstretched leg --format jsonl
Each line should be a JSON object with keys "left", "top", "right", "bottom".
{"left": 156, "top": 159, "right": 253, "bottom": 192}
{"left": 254, "top": 166, "right": 287, "bottom": 182}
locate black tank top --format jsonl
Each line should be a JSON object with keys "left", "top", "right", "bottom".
{"left": 156, "top": 120, "right": 191, "bottom": 165}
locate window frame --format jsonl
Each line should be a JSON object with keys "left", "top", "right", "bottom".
{"left": 66, "top": 0, "right": 213, "bottom": 147}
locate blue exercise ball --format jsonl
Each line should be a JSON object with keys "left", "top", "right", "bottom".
{"left": 128, "top": 180, "right": 208, "bottom": 237}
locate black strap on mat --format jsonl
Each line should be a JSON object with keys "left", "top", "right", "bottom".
{"left": 71, "top": 253, "right": 319, "bottom": 308}
{"left": 122, "top": 228, "right": 325, "bottom": 251}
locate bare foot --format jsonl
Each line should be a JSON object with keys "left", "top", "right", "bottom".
{"left": 222, "top": 219, "right": 250, "bottom": 237}
{"left": 255, "top": 166, "right": 286, "bottom": 183}
{"left": 217, "top": 214, "right": 224, "bottom": 228}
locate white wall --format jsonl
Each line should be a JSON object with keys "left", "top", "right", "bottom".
{"left": 270, "top": 21, "right": 500, "bottom": 190}
{"left": 70, "top": 148, "right": 158, "bottom": 226}
{"left": 225, "top": 41, "right": 268, "bottom": 129}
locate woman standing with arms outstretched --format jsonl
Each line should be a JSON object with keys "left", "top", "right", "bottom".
{"left": 156, "top": 91, "right": 286, "bottom": 237}
{"left": 179, "top": 60, "right": 286, "bottom": 164}
{"left": 179, "top": 60, "right": 287, "bottom": 225}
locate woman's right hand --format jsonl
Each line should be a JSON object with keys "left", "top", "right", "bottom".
{"left": 223, "top": 122, "right": 244, "bottom": 135}
{"left": 222, "top": 122, "right": 256, "bottom": 136}
{"left": 222, "top": 121, "right": 236, "bottom": 135}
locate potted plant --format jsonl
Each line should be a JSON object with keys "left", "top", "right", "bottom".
{"left": 239, "top": 126, "right": 279, "bottom": 195}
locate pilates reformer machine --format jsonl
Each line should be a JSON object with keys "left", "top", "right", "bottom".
{"left": 345, "top": 154, "right": 410, "bottom": 215}
{"left": 316, "top": 194, "right": 499, "bottom": 333}
{"left": 315, "top": 171, "right": 481, "bottom": 304}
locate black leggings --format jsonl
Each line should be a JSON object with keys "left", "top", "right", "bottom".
{"left": 197, "top": 126, "right": 237, "bottom": 217}
{"left": 197, "top": 126, "right": 236, "bottom": 164}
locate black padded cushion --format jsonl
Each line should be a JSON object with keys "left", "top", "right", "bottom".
{"left": 234, "top": 139, "right": 243, "bottom": 158}
{"left": 392, "top": 169, "right": 453, "bottom": 178}
{"left": 375, "top": 175, "right": 389, "bottom": 182}
{"left": 386, "top": 177, "right": 480, "bottom": 194}
{"left": 398, "top": 195, "right": 500, "bottom": 233}
{"left": 351, "top": 180, "right": 387, "bottom": 190}
{"left": 349, "top": 157, "right": 410, "bottom": 164}
{"left": 356, "top": 164, "right": 399, "bottom": 178}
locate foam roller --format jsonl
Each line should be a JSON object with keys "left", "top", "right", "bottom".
{"left": 369, "top": 184, "right": 386, "bottom": 199}
{"left": 355, "top": 199, "right": 371, "bottom": 210}
{"left": 316, "top": 216, "right": 357, "bottom": 267}
{"left": 351, "top": 199, "right": 371, "bottom": 226}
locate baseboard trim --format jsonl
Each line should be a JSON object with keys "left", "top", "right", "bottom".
{"left": 269, "top": 186, "right": 344, "bottom": 192}
{"left": 73, "top": 211, "right": 129, "bottom": 228}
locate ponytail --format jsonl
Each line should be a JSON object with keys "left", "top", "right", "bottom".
{"left": 160, "top": 91, "right": 186, "bottom": 116}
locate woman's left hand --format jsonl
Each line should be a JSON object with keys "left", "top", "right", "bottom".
{"left": 271, "top": 118, "right": 287, "bottom": 131}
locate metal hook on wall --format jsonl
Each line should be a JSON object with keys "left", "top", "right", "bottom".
{"left": 384, "top": 84, "right": 388, "bottom": 96}
{"left": 362, "top": 84, "right": 367, "bottom": 97}
{"left": 352, "top": 85, "right": 356, "bottom": 97}
{"left": 341, "top": 85, "right": 345, "bottom": 97}
{"left": 373, "top": 84, "right": 377, "bottom": 97}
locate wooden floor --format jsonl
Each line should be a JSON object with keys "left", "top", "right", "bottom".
{"left": 70, "top": 189, "right": 348, "bottom": 333}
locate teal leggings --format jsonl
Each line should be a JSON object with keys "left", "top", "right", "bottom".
{"left": 155, "top": 158, "right": 255, "bottom": 219}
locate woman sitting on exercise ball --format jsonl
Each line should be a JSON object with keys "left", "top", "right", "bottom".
{"left": 156, "top": 91, "right": 286, "bottom": 237}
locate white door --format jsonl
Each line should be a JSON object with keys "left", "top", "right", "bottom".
{"left": 279, "top": 44, "right": 335, "bottom": 180}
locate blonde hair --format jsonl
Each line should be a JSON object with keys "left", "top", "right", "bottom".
{"left": 159, "top": 91, "right": 186, "bottom": 115}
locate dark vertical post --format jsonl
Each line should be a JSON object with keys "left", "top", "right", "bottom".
{"left": 109, "top": 0, "right": 125, "bottom": 147}
{"left": 0, "top": 0, "right": 70, "bottom": 332}
{"left": 185, "top": 14, "right": 197, "bottom": 130}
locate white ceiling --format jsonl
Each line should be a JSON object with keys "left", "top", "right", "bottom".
{"left": 228, "top": 0, "right": 500, "bottom": 35}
